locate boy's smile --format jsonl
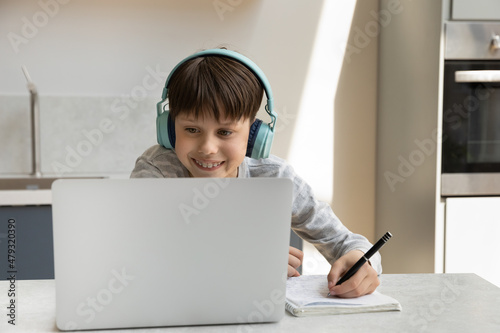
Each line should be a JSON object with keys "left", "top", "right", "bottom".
{"left": 174, "top": 113, "right": 251, "bottom": 178}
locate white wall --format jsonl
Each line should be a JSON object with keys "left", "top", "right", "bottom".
{"left": 376, "top": 0, "right": 443, "bottom": 273}
{"left": 332, "top": 0, "right": 379, "bottom": 241}
{"left": 0, "top": 0, "right": 328, "bottom": 189}
{"left": 1, "top": 0, "right": 380, "bottom": 243}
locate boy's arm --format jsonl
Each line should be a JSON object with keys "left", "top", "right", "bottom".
{"left": 246, "top": 156, "right": 382, "bottom": 275}
{"left": 282, "top": 164, "right": 382, "bottom": 275}
{"left": 291, "top": 193, "right": 383, "bottom": 276}
{"left": 290, "top": 186, "right": 382, "bottom": 297}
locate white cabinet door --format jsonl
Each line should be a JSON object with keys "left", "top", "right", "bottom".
{"left": 445, "top": 197, "right": 500, "bottom": 287}
{"left": 452, "top": 0, "right": 500, "bottom": 20}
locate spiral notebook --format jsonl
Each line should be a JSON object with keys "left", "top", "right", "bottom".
{"left": 286, "top": 275, "right": 402, "bottom": 317}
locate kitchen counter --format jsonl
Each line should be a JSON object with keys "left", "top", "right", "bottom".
{"left": 0, "top": 189, "right": 52, "bottom": 206}
{"left": 1, "top": 273, "right": 499, "bottom": 332}
{"left": 0, "top": 174, "right": 130, "bottom": 206}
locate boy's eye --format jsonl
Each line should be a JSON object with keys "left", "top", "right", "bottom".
{"left": 218, "top": 130, "right": 232, "bottom": 136}
{"left": 185, "top": 128, "right": 198, "bottom": 134}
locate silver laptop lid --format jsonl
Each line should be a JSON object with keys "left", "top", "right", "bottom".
{"left": 52, "top": 178, "right": 293, "bottom": 330}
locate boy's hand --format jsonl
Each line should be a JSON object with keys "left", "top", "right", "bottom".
{"left": 327, "top": 250, "right": 380, "bottom": 298}
{"left": 287, "top": 246, "right": 304, "bottom": 277}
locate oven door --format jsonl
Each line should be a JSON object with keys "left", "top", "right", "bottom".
{"left": 442, "top": 61, "right": 500, "bottom": 196}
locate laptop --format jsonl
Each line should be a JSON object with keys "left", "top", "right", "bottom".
{"left": 51, "top": 177, "right": 293, "bottom": 331}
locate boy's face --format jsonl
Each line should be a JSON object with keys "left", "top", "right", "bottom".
{"left": 174, "top": 112, "right": 251, "bottom": 178}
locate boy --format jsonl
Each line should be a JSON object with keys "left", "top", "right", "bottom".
{"left": 131, "top": 48, "right": 381, "bottom": 298}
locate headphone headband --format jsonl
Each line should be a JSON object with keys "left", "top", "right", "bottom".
{"left": 159, "top": 49, "right": 276, "bottom": 127}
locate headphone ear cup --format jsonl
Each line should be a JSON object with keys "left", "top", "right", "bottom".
{"left": 246, "top": 119, "right": 262, "bottom": 158}
{"left": 246, "top": 119, "right": 274, "bottom": 159}
{"left": 156, "top": 111, "right": 175, "bottom": 149}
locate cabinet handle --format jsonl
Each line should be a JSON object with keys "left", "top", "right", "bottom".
{"left": 455, "top": 70, "right": 500, "bottom": 83}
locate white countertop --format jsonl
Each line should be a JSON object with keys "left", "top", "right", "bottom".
{"left": 1, "top": 274, "right": 499, "bottom": 332}
{"left": 0, "top": 174, "right": 130, "bottom": 206}
{"left": 0, "top": 189, "right": 52, "bottom": 206}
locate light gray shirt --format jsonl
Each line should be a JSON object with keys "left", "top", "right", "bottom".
{"left": 131, "top": 145, "right": 382, "bottom": 274}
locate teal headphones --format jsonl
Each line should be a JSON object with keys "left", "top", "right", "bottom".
{"left": 156, "top": 49, "right": 277, "bottom": 159}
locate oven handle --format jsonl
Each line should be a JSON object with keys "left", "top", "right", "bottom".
{"left": 455, "top": 70, "right": 500, "bottom": 83}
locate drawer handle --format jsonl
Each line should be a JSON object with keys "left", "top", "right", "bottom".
{"left": 455, "top": 70, "right": 500, "bottom": 83}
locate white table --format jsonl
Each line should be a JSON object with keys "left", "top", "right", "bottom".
{"left": 1, "top": 274, "right": 499, "bottom": 332}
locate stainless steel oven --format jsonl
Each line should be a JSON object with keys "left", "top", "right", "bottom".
{"left": 442, "top": 22, "right": 500, "bottom": 196}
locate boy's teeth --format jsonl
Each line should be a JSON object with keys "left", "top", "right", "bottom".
{"left": 195, "top": 160, "right": 221, "bottom": 168}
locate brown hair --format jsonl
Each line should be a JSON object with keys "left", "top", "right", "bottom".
{"left": 167, "top": 54, "right": 264, "bottom": 122}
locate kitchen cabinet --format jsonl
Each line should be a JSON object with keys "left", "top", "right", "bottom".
{"left": 0, "top": 205, "right": 54, "bottom": 279}
{"left": 445, "top": 197, "right": 500, "bottom": 287}
{"left": 452, "top": 0, "right": 500, "bottom": 20}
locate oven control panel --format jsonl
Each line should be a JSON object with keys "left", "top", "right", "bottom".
{"left": 446, "top": 22, "right": 500, "bottom": 60}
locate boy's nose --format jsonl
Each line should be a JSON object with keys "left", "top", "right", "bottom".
{"left": 198, "top": 135, "right": 218, "bottom": 155}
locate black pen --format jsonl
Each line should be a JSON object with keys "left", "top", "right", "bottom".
{"left": 328, "top": 232, "right": 392, "bottom": 296}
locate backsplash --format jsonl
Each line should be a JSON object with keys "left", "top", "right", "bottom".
{"left": 0, "top": 95, "right": 157, "bottom": 176}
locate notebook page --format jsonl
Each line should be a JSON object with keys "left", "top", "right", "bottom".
{"left": 286, "top": 275, "right": 395, "bottom": 307}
